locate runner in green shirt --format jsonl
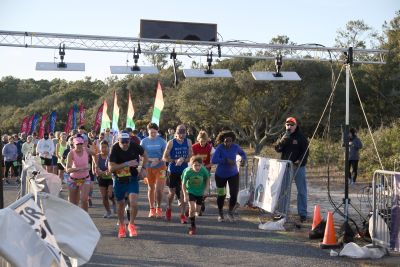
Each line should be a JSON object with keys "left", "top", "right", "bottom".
{"left": 182, "top": 156, "right": 210, "bottom": 235}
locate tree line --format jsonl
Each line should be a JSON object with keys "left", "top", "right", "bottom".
{"left": 0, "top": 13, "right": 399, "bottom": 156}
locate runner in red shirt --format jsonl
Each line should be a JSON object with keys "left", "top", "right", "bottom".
{"left": 191, "top": 130, "right": 214, "bottom": 215}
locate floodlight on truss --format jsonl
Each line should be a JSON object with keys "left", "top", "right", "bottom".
{"left": 183, "top": 52, "right": 232, "bottom": 78}
{"left": 36, "top": 44, "right": 85, "bottom": 71}
{"left": 110, "top": 46, "right": 159, "bottom": 75}
{"left": 251, "top": 54, "right": 301, "bottom": 81}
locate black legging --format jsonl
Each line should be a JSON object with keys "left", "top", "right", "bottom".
{"left": 215, "top": 174, "right": 239, "bottom": 212}
{"left": 4, "top": 161, "right": 18, "bottom": 178}
{"left": 348, "top": 160, "right": 359, "bottom": 182}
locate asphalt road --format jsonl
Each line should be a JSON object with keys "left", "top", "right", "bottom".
{"left": 1, "top": 181, "right": 390, "bottom": 267}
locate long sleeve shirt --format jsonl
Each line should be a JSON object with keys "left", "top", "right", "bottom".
{"left": 36, "top": 139, "right": 55, "bottom": 159}
{"left": 211, "top": 143, "right": 247, "bottom": 178}
{"left": 2, "top": 143, "right": 18, "bottom": 162}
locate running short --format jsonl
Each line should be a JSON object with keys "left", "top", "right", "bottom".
{"left": 167, "top": 172, "right": 182, "bottom": 189}
{"left": 97, "top": 176, "right": 113, "bottom": 187}
{"left": 40, "top": 157, "right": 52, "bottom": 166}
{"left": 189, "top": 193, "right": 204, "bottom": 205}
{"left": 145, "top": 165, "right": 167, "bottom": 185}
{"left": 67, "top": 176, "right": 91, "bottom": 189}
{"left": 57, "top": 163, "right": 65, "bottom": 171}
{"left": 113, "top": 176, "right": 139, "bottom": 201}
{"left": 51, "top": 155, "right": 58, "bottom": 166}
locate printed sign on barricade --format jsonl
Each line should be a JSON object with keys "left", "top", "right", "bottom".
{"left": 14, "top": 196, "right": 68, "bottom": 267}
{"left": 253, "top": 157, "right": 288, "bottom": 213}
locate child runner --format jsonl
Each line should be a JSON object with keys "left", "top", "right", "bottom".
{"left": 182, "top": 156, "right": 210, "bottom": 235}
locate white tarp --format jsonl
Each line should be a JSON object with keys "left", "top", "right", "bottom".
{"left": 253, "top": 157, "right": 287, "bottom": 213}
{"left": 0, "top": 207, "right": 59, "bottom": 267}
{"left": 40, "top": 193, "right": 101, "bottom": 265}
{"left": 339, "top": 242, "right": 386, "bottom": 259}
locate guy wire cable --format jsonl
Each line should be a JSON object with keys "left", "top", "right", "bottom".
{"left": 349, "top": 68, "right": 384, "bottom": 170}
{"left": 275, "top": 64, "right": 344, "bottom": 209}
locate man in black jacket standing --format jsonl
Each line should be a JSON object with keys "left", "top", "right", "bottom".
{"left": 275, "top": 117, "right": 309, "bottom": 222}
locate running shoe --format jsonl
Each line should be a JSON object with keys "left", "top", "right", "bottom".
{"left": 103, "top": 211, "right": 112, "bottom": 218}
{"left": 180, "top": 214, "right": 187, "bottom": 224}
{"left": 188, "top": 226, "right": 196, "bottom": 235}
{"left": 88, "top": 198, "right": 93, "bottom": 207}
{"left": 155, "top": 207, "right": 163, "bottom": 218}
{"left": 148, "top": 208, "right": 156, "bottom": 218}
{"left": 165, "top": 208, "right": 172, "bottom": 221}
{"left": 118, "top": 225, "right": 126, "bottom": 238}
{"left": 128, "top": 223, "right": 137, "bottom": 237}
{"left": 217, "top": 215, "right": 224, "bottom": 222}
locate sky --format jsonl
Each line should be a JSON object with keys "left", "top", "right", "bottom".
{"left": 0, "top": 0, "right": 398, "bottom": 81}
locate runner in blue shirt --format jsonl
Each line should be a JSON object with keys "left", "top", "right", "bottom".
{"left": 211, "top": 131, "right": 246, "bottom": 222}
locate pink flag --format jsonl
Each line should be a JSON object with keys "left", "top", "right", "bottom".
{"left": 27, "top": 114, "right": 34, "bottom": 134}
{"left": 79, "top": 103, "right": 85, "bottom": 126}
{"left": 64, "top": 107, "right": 73, "bottom": 134}
{"left": 21, "top": 116, "right": 29, "bottom": 134}
{"left": 38, "top": 114, "right": 47, "bottom": 139}
{"left": 93, "top": 103, "right": 104, "bottom": 133}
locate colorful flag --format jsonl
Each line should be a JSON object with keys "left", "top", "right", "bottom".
{"left": 111, "top": 91, "right": 119, "bottom": 132}
{"left": 151, "top": 81, "right": 164, "bottom": 126}
{"left": 21, "top": 116, "right": 29, "bottom": 134}
{"left": 93, "top": 103, "right": 104, "bottom": 133}
{"left": 49, "top": 111, "right": 57, "bottom": 133}
{"left": 126, "top": 91, "right": 135, "bottom": 129}
{"left": 27, "top": 114, "right": 34, "bottom": 134}
{"left": 100, "top": 100, "right": 111, "bottom": 133}
{"left": 72, "top": 105, "right": 78, "bottom": 130}
{"left": 64, "top": 107, "right": 73, "bottom": 134}
{"left": 79, "top": 103, "right": 85, "bottom": 126}
{"left": 38, "top": 114, "right": 48, "bottom": 138}
{"left": 31, "top": 113, "right": 40, "bottom": 134}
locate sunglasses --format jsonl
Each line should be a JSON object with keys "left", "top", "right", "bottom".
{"left": 120, "top": 140, "right": 130, "bottom": 144}
{"left": 285, "top": 123, "right": 295, "bottom": 126}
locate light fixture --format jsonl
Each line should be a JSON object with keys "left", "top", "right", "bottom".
{"left": 251, "top": 54, "right": 301, "bottom": 81}
{"left": 110, "top": 46, "right": 159, "bottom": 75}
{"left": 183, "top": 52, "right": 232, "bottom": 78}
{"left": 36, "top": 44, "right": 85, "bottom": 71}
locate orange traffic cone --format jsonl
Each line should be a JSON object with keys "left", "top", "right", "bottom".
{"left": 312, "top": 205, "right": 322, "bottom": 230}
{"left": 309, "top": 205, "right": 326, "bottom": 239}
{"left": 320, "top": 212, "right": 340, "bottom": 249}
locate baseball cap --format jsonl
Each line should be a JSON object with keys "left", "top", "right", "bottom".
{"left": 285, "top": 117, "right": 297, "bottom": 125}
{"left": 73, "top": 136, "right": 84, "bottom": 145}
{"left": 118, "top": 132, "right": 130, "bottom": 142}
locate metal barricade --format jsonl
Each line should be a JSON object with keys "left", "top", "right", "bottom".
{"left": 250, "top": 157, "right": 293, "bottom": 217}
{"left": 372, "top": 170, "right": 400, "bottom": 251}
{"left": 208, "top": 158, "right": 250, "bottom": 197}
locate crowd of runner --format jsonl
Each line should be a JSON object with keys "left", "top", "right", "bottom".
{"left": 1, "top": 124, "right": 247, "bottom": 238}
